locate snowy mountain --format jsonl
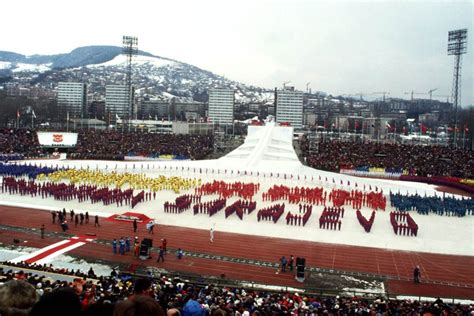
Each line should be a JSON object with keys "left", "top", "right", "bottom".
{"left": 0, "top": 46, "right": 273, "bottom": 103}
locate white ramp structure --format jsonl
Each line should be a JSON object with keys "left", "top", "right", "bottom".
{"left": 219, "top": 123, "right": 300, "bottom": 170}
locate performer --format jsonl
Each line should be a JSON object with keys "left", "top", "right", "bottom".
{"left": 210, "top": 226, "right": 214, "bottom": 243}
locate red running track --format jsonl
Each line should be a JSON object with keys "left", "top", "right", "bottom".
{"left": 0, "top": 205, "right": 473, "bottom": 299}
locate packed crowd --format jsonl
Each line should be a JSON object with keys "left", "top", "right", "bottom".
{"left": 2, "top": 262, "right": 472, "bottom": 316}
{"left": 71, "top": 130, "right": 214, "bottom": 160}
{"left": 390, "top": 192, "right": 474, "bottom": 217}
{"left": 0, "top": 128, "right": 44, "bottom": 158}
{"left": 301, "top": 139, "right": 474, "bottom": 179}
{"left": 0, "top": 129, "right": 214, "bottom": 161}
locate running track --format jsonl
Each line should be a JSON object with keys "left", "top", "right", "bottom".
{"left": 0, "top": 205, "right": 473, "bottom": 299}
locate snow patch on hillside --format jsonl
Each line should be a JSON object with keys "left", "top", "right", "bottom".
{"left": 12, "top": 63, "right": 51, "bottom": 73}
{"left": 90, "top": 54, "right": 174, "bottom": 69}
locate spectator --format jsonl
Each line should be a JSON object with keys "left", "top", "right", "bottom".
{"left": 113, "top": 295, "right": 165, "bottom": 316}
{"left": 301, "top": 138, "right": 474, "bottom": 179}
{"left": 177, "top": 248, "right": 184, "bottom": 260}
{"left": 30, "top": 288, "right": 82, "bottom": 316}
{"left": 0, "top": 279, "right": 38, "bottom": 316}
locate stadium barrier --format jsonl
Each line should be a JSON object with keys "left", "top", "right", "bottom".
{"left": 399, "top": 175, "right": 474, "bottom": 195}
{"left": 339, "top": 168, "right": 402, "bottom": 180}
{"left": 340, "top": 167, "right": 473, "bottom": 195}
{"left": 124, "top": 154, "right": 190, "bottom": 161}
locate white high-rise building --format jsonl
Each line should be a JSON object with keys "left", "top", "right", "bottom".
{"left": 208, "top": 88, "right": 235, "bottom": 124}
{"left": 276, "top": 87, "right": 303, "bottom": 128}
{"left": 105, "top": 85, "right": 134, "bottom": 120}
{"left": 57, "top": 82, "right": 87, "bottom": 118}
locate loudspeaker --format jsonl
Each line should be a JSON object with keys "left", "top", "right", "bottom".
{"left": 139, "top": 243, "right": 149, "bottom": 256}
{"left": 142, "top": 238, "right": 153, "bottom": 248}
{"left": 296, "top": 257, "right": 305, "bottom": 279}
{"left": 296, "top": 257, "right": 305, "bottom": 267}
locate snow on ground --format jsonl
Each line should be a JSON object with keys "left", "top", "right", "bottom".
{"left": 0, "top": 246, "right": 112, "bottom": 277}
{"left": 11, "top": 63, "right": 51, "bottom": 73}
{"left": 0, "top": 61, "right": 11, "bottom": 69}
{"left": 89, "top": 54, "right": 174, "bottom": 69}
{"left": 341, "top": 275, "right": 385, "bottom": 296}
{"left": 0, "top": 124, "right": 472, "bottom": 257}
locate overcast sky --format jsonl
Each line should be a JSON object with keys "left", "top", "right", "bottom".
{"left": 2, "top": 0, "right": 473, "bottom": 105}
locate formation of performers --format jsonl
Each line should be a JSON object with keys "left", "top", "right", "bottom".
{"left": 319, "top": 206, "right": 344, "bottom": 230}
{"left": 0, "top": 162, "right": 60, "bottom": 179}
{"left": 356, "top": 209, "right": 376, "bottom": 233}
{"left": 38, "top": 169, "right": 199, "bottom": 194}
{"left": 262, "top": 185, "right": 325, "bottom": 205}
{"left": 390, "top": 192, "right": 474, "bottom": 217}
{"left": 1, "top": 177, "right": 148, "bottom": 208}
{"left": 163, "top": 195, "right": 196, "bottom": 213}
{"left": 257, "top": 204, "right": 285, "bottom": 223}
{"left": 390, "top": 211, "right": 419, "bottom": 236}
{"left": 195, "top": 180, "right": 259, "bottom": 200}
{"left": 193, "top": 198, "right": 226, "bottom": 216}
{"left": 224, "top": 200, "right": 257, "bottom": 219}
{"left": 286, "top": 204, "right": 312, "bottom": 226}
{"left": 329, "top": 189, "right": 386, "bottom": 211}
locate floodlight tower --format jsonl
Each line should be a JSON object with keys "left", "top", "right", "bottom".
{"left": 447, "top": 29, "right": 467, "bottom": 147}
{"left": 122, "top": 35, "right": 138, "bottom": 120}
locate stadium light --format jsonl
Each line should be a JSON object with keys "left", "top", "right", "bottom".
{"left": 122, "top": 36, "right": 138, "bottom": 121}
{"left": 447, "top": 29, "right": 468, "bottom": 147}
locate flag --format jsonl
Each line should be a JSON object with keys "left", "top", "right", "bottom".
{"left": 115, "top": 114, "right": 120, "bottom": 120}
{"left": 464, "top": 125, "right": 469, "bottom": 132}
{"left": 385, "top": 122, "right": 391, "bottom": 129}
{"left": 16, "top": 110, "right": 20, "bottom": 118}
{"left": 32, "top": 110, "right": 36, "bottom": 119}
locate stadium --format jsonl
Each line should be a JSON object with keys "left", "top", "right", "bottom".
{"left": 0, "top": 124, "right": 473, "bottom": 315}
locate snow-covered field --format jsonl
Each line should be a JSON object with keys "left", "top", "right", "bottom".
{"left": 0, "top": 124, "right": 473, "bottom": 257}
